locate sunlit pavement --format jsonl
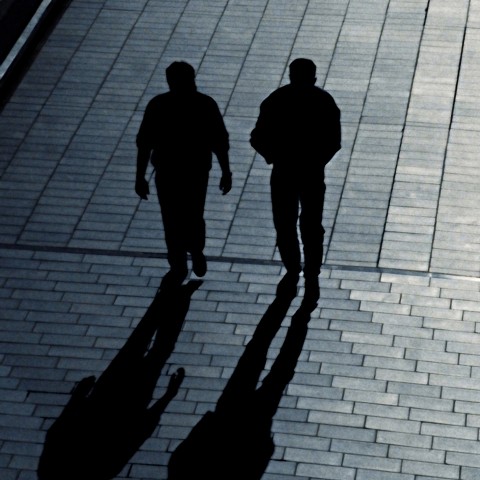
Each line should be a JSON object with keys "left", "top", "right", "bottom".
{"left": 1, "top": 1, "right": 480, "bottom": 479}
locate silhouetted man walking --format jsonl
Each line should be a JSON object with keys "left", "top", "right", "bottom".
{"left": 136, "top": 61, "right": 232, "bottom": 286}
{"left": 250, "top": 58, "right": 341, "bottom": 304}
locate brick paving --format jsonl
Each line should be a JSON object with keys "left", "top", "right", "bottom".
{"left": 1, "top": 0, "right": 480, "bottom": 479}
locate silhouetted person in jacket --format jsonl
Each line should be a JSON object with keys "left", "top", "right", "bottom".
{"left": 250, "top": 58, "right": 341, "bottom": 305}
{"left": 136, "top": 61, "right": 232, "bottom": 286}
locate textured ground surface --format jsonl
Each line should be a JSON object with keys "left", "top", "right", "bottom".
{"left": 1, "top": 1, "right": 480, "bottom": 479}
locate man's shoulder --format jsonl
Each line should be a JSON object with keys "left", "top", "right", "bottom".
{"left": 261, "top": 84, "right": 333, "bottom": 107}
{"left": 313, "top": 85, "right": 336, "bottom": 100}
{"left": 263, "top": 84, "right": 291, "bottom": 102}
{"left": 146, "top": 90, "right": 218, "bottom": 109}
{"left": 146, "top": 92, "right": 169, "bottom": 109}
{"left": 262, "top": 84, "right": 333, "bottom": 102}
{"left": 195, "top": 91, "right": 219, "bottom": 108}
{"left": 309, "top": 86, "right": 340, "bottom": 113}
{"left": 258, "top": 85, "right": 289, "bottom": 112}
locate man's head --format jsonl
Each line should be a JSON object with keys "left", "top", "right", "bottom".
{"left": 166, "top": 61, "right": 197, "bottom": 93}
{"left": 289, "top": 58, "right": 317, "bottom": 86}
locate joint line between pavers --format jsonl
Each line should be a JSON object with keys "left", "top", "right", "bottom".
{"left": 1, "top": 242, "right": 479, "bottom": 283}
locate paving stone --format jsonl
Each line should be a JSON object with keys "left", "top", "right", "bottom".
{"left": 401, "top": 459, "right": 459, "bottom": 479}
{"left": 357, "top": 471, "right": 414, "bottom": 480}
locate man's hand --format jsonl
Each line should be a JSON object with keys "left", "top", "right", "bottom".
{"left": 135, "top": 177, "right": 150, "bottom": 200}
{"left": 219, "top": 172, "right": 232, "bottom": 195}
{"left": 166, "top": 368, "right": 185, "bottom": 398}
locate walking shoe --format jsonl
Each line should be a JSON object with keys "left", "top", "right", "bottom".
{"left": 191, "top": 251, "right": 207, "bottom": 277}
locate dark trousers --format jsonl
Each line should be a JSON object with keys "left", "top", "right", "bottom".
{"left": 270, "top": 166, "right": 325, "bottom": 276}
{"left": 155, "top": 170, "right": 209, "bottom": 272}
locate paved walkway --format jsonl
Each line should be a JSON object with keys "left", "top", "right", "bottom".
{"left": 1, "top": 0, "right": 480, "bottom": 479}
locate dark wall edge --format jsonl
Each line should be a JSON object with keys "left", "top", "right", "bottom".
{"left": 0, "top": 0, "right": 72, "bottom": 110}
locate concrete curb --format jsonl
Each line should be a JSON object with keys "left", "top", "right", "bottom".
{"left": 0, "top": 0, "right": 70, "bottom": 106}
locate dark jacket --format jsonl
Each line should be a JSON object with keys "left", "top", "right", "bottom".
{"left": 136, "top": 90, "right": 229, "bottom": 172}
{"left": 250, "top": 84, "right": 341, "bottom": 167}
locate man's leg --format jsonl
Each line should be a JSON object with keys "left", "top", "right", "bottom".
{"left": 155, "top": 175, "right": 188, "bottom": 280}
{"left": 270, "top": 167, "right": 301, "bottom": 274}
{"left": 185, "top": 171, "right": 208, "bottom": 276}
{"left": 299, "top": 178, "right": 325, "bottom": 306}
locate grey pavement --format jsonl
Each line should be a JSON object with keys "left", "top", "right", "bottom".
{"left": 1, "top": 0, "right": 480, "bottom": 479}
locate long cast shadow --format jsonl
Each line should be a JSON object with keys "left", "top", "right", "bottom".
{"left": 38, "top": 280, "right": 202, "bottom": 480}
{"left": 167, "top": 276, "right": 312, "bottom": 480}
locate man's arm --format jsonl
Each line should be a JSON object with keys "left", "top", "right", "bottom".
{"left": 135, "top": 147, "right": 150, "bottom": 199}
{"left": 135, "top": 101, "right": 155, "bottom": 200}
{"left": 250, "top": 101, "right": 275, "bottom": 164}
{"left": 217, "top": 149, "right": 232, "bottom": 195}
{"left": 322, "top": 101, "right": 341, "bottom": 165}
{"left": 210, "top": 100, "right": 232, "bottom": 195}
